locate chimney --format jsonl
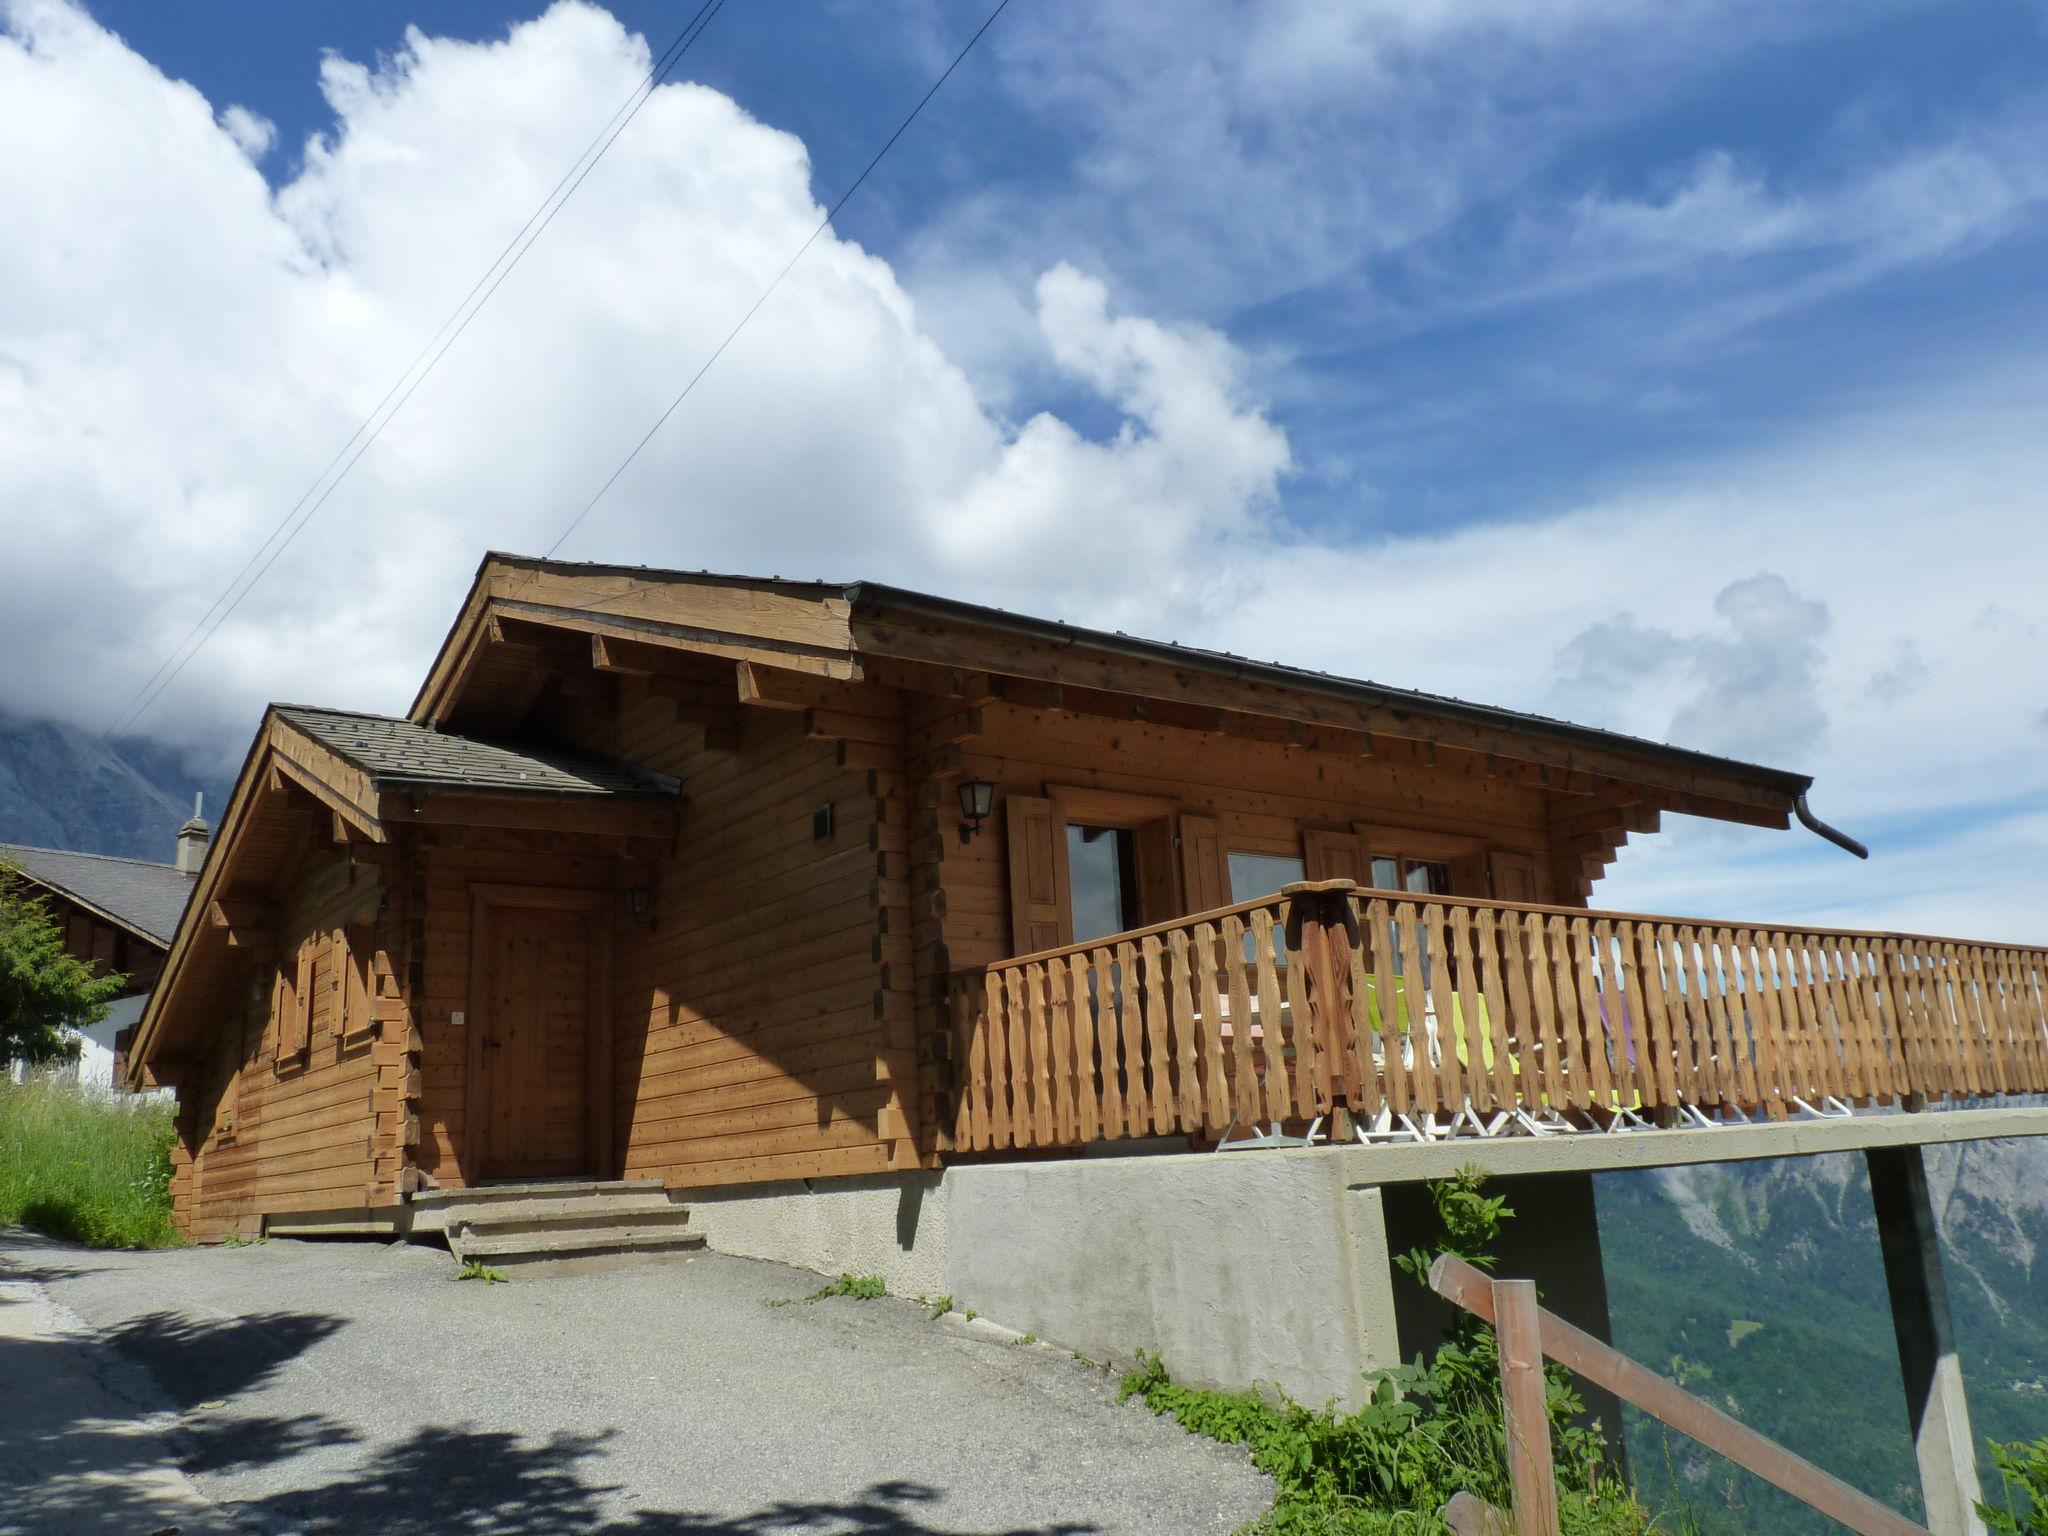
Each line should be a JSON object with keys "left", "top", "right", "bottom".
{"left": 175, "top": 792, "right": 211, "bottom": 876}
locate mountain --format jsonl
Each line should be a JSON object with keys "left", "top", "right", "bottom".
{"left": 1597, "top": 1132, "right": 2048, "bottom": 1534}
{"left": 0, "top": 708, "right": 233, "bottom": 862}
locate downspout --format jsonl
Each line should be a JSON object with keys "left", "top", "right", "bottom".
{"left": 1794, "top": 793, "right": 1868, "bottom": 860}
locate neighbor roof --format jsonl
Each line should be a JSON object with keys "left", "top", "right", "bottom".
{"left": 274, "top": 705, "right": 679, "bottom": 799}
{"left": 0, "top": 844, "right": 197, "bottom": 948}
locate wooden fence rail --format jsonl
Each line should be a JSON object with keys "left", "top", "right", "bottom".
{"left": 946, "top": 880, "right": 2048, "bottom": 1153}
{"left": 1430, "top": 1253, "right": 1932, "bottom": 1536}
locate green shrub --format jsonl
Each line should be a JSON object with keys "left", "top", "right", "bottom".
{"left": 1120, "top": 1168, "right": 1653, "bottom": 1536}
{"left": 0, "top": 1077, "right": 179, "bottom": 1249}
{"left": 1981, "top": 1439, "right": 2048, "bottom": 1536}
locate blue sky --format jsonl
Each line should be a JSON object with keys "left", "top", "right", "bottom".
{"left": 77, "top": 0, "right": 2048, "bottom": 534}
{"left": 4, "top": 0, "right": 2045, "bottom": 936}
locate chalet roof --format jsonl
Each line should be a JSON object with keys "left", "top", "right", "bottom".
{"left": 273, "top": 705, "right": 678, "bottom": 799}
{"left": 0, "top": 844, "right": 196, "bottom": 948}
{"left": 450, "top": 553, "right": 1815, "bottom": 795}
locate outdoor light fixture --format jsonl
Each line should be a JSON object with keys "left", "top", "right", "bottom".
{"left": 626, "top": 885, "right": 654, "bottom": 926}
{"left": 957, "top": 779, "right": 996, "bottom": 843}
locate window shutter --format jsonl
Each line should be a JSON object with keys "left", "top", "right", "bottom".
{"left": 1005, "top": 795, "right": 1067, "bottom": 955}
{"left": 1487, "top": 850, "right": 1541, "bottom": 904}
{"left": 287, "top": 940, "right": 313, "bottom": 1058}
{"left": 1177, "top": 813, "right": 1228, "bottom": 912}
{"left": 1303, "top": 829, "right": 1365, "bottom": 884}
{"left": 1132, "top": 816, "right": 1182, "bottom": 923}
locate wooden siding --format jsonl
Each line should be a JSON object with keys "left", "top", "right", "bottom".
{"left": 606, "top": 680, "right": 916, "bottom": 1190}
{"left": 924, "top": 697, "right": 1558, "bottom": 975}
{"left": 175, "top": 851, "right": 386, "bottom": 1241}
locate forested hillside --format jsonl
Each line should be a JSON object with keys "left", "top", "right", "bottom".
{"left": 0, "top": 709, "right": 231, "bottom": 862}
{"left": 1598, "top": 1134, "right": 2048, "bottom": 1533}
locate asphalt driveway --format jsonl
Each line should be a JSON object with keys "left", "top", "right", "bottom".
{"left": 0, "top": 1229, "right": 1271, "bottom": 1536}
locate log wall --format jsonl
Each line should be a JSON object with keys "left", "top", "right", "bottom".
{"left": 608, "top": 680, "right": 917, "bottom": 1190}
{"left": 176, "top": 851, "right": 386, "bottom": 1241}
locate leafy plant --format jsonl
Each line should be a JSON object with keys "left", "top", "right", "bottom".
{"left": 1981, "top": 1439, "right": 2048, "bottom": 1536}
{"left": 0, "top": 1077, "right": 178, "bottom": 1248}
{"left": 1, "top": 866, "right": 127, "bottom": 1065}
{"left": 1122, "top": 1168, "right": 1652, "bottom": 1535}
{"left": 927, "top": 1293, "right": 954, "bottom": 1320}
{"left": 454, "top": 1259, "right": 508, "bottom": 1284}
{"left": 769, "top": 1272, "right": 887, "bottom": 1306}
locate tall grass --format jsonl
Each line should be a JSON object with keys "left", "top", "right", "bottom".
{"left": 0, "top": 1077, "right": 180, "bottom": 1248}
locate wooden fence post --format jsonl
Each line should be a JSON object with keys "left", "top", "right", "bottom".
{"left": 1494, "top": 1278, "right": 1561, "bottom": 1536}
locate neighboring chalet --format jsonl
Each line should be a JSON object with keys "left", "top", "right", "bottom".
{"left": 4, "top": 809, "right": 207, "bottom": 1085}
{"left": 126, "top": 554, "right": 2047, "bottom": 1528}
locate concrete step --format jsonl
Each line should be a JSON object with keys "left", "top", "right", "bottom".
{"left": 447, "top": 1192, "right": 683, "bottom": 1236}
{"left": 427, "top": 1179, "right": 703, "bottom": 1275}
{"left": 408, "top": 1179, "right": 669, "bottom": 1234}
{"left": 412, "top": 1178, "right": 666, "bottom": 1211}
{"left": 453, "top": 1224, "right": 707, "bottom": 1275}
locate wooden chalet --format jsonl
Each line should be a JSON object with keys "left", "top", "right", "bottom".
{"left": 3, "top": 824, "right": 205, "bottom": 1083}
{"left": 127, "top": 554, "right": 2048, "bottom": 1242}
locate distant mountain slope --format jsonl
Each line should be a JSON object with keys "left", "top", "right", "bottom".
{"left": 0, "top": 708, "right": 233, "bottom": 861}
{"left": 1598, "top": 1132, "right": 2048, "bottom": 1534}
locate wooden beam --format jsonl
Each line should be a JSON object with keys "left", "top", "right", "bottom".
{"left": 853, "top": 606, "right": 1800, "bottom": 814}
{"left": 377, "top": 792, "right": 681, "bottom": 842}
{"left": 736, "top": 660, "right": 821, "bottom": 709}
{"left": 205, "top": 894, "right": 276, "bottom": 949}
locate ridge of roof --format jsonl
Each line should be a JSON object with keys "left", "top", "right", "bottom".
{"left": 0, "top": 842, "right": 179, "bottom": 872}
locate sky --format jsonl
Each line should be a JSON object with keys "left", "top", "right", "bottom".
{"left": 1, "top": 0, "right": 2044, "bottom": 940}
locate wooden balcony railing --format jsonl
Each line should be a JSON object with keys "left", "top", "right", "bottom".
{"left": 944, "top": 880, "right": 2048, "bottom": 1153}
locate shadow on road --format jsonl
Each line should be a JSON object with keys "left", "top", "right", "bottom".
{"left": 252, "top": 1425, "right": 1100, "bottom": 1535}
{"left": 0, "top": 1297, "right": 357, "bottom": 1535}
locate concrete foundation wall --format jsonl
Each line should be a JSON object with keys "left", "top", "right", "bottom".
{"left": 941, "top": 1153, "right": 1402, "bottom": 1406}
{"left": 680, "top": 1172, "right": 951, "bottom": 1300}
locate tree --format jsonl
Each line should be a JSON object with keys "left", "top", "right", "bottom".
{"left": 1, "top": 863, "right": 126, "bottom": 1066}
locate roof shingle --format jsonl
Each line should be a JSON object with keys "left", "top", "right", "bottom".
{"left": 0, "top": 845, "right": 198, "bottom": 947}
{"left": 274, "top": 706, "right": 678, "bottom": 799}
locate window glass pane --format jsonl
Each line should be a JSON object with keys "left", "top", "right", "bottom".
{"left": 1404, "top": 860, "right": 1453, "bottom": 896}
{"left": 1369, "top": 856, "right": 1400, "bottom": 890}
{"left": 1227, "top": 851, "right": 1306, "bottom": 904}
{"left": 1067, "top": 824, "right": 1138, "bottom": 943}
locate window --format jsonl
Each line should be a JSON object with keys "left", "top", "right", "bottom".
{"left": 1369, "top": 855, "right": 1452, "bottom": 895}
{"left": 1227, "top": 851, "right": 1306, "bottom": 903}
{"left": 1066, "top": 824, "right": 1140, "bottom": 944}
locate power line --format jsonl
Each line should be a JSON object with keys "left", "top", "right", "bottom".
{"left": 540, "top": 0, "right": 1013, "bottom": 560}
{"left": 99, "top": 0, "right": 727, "bottom": 744}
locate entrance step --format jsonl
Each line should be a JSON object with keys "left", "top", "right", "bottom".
{"left": 424, "top": 1180, "right": 704, "bottom": 1275}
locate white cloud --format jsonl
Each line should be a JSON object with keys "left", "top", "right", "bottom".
{"left": 908, "top": 0, "right": 1907, "bottom": 341}
{"left": 1553, "top": 574, "right": 1832, "bottom": 767}
{"left": 219, "top": 103, "right": 274, "bottom": 160}
{"left": 0, "top": 0, "right": 1290, "bottom": 749}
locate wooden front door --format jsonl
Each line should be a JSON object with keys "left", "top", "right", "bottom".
{"left": 466, "top": 886, "right": 613, "bottom": 1181}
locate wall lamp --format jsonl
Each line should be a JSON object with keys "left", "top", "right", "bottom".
{"left": 625, "top": 885, "right": 654, "bottom": 927}
{"left": 957, "top": 780, "right": 996, "bottom": 844}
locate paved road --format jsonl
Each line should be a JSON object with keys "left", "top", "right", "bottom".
{"left": 0, "top": 1230, "right": 1271, "bottom": 1536}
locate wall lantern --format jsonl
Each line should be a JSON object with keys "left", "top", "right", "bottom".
{"left": 957, "top": 780, "right": 996, "bottom": 843}
{"left": 626, "top": 885, "right": 654, "bottom": 926}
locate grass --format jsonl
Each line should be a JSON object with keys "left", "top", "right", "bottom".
{"left": 0, "top": 1077, "right": 179, "bottom": 1249}
{"left": 453, "top": 1258, "right": 509, "bottom": 1284}
{"left": 767, "top": 1271, "right": 888, "bottom": 1306}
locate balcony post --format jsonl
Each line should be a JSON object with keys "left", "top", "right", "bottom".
{"left": 1284, "top": 879, "right": 1359, "bottom": 1133}
{"left": 1867, "top": 1143, "right": 1986, "bottom": 1536}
